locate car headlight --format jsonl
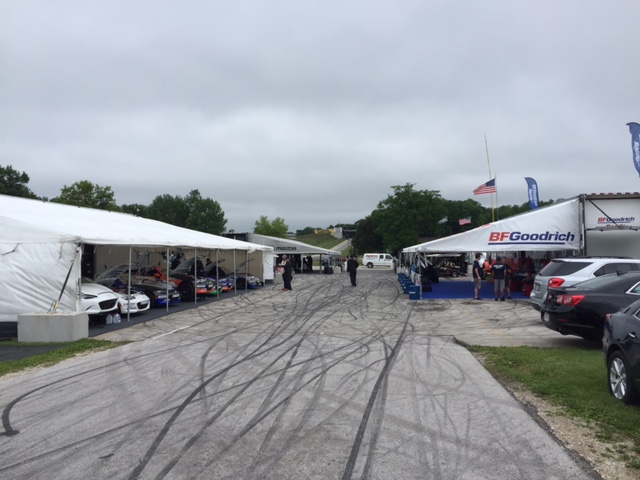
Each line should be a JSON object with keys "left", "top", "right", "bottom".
{"left": 82, "top": 294, "right": 98, "bottom": 299}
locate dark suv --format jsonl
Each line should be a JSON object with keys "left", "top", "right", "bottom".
{"left": 529, "top": 257, "right": 640, "bottom": 311}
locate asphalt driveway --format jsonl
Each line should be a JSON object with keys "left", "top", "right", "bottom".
{"left": 0, "top": 270, "right": 599, "bottom": 479}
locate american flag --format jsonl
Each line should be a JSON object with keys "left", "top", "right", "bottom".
{"left": 459, "top": 217, "right": 471, "bottom": 225}
{"left": 473, "top": 178, "right": 497, "bottom": 195}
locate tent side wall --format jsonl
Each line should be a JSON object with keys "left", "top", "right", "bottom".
{"left": 0, "top": 242, "right": 81, "bottom": 323}
{"left": 583, "top": 195, "right": 640, "bottom": 258}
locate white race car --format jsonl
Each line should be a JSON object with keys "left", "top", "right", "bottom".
{"left": 80, "top": 281, "right": 119, "bottom": 316}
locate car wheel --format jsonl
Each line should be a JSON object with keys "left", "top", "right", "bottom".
{"left": 608, "top": 351, "right": 639, "bottom": 404}
{"left": 147, "top": 294, "right": 157, "bottom": 309}
{"left": 367, "top": 263, "right": 373, "bottom": 268}
{"left": 451, "top": 271, "right": 459, "bottom": 278}
{"left": 178, "top": 282, "right": 195, "bottom": 301}
{"left": 236, "top": 278, "right": 246, "bottom": 289}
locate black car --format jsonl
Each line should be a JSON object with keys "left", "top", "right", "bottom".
{"left": 95, "top": 265, "right": 182, "bottom": 308}
{"left": 602, "top": 298, "right": 640, "bottom": 404}
{"left": 204, "top": 263, "right": 262, "bottom": 290}
{"left": 541, "top": 272, "right": 640, "bottom": 341}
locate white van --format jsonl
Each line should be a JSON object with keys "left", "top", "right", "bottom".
{"left": 362, "top": 253, "right": 395, "bottom": 268}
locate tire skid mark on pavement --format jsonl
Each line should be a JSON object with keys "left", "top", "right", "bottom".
{"left": 2, "top": 271, "right": 585, "bottom": 479}
{"left": 341, "top": 305, "right": 411, "bottom": 480}
{"left": 145, "top": 274, "right": 404, "bottom": 479}
{"left": 126, "top": 275, "right": 385, "bottom": 478}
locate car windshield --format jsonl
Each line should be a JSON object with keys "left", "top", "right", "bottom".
{"left": 97, "top": 264, "right": 132, "bottom": 279}
{"left": 205, "top": 264, "right": 228, "bottom": 277}
{"left": 538, "top": 260, "right": 593, "bottom": 277}
{"left": 173, "top": 258, "right": 206, "bottom": 276}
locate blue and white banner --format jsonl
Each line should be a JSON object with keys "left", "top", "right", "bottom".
{"left": 628, "top": 122, "right": 640, "bottom": 177}
{"left": 524, "top": 177, "right": 539, "bottom": 210}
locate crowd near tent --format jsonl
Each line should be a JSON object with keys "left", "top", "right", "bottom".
{"left": 0, "top": 195, "right": 273, "bottom": 326}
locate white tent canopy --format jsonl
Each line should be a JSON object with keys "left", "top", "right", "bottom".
{"left": 0, "top": 195, "right": 271, "bottom": 250}
{"left": 0, "top": 195, "right": 273, "bottom": 323}
{"left": 243, "top": 233, "right": 342, "bottom": 256}
{"left": 403, "top": 197, "right": 582, "bottom": 254}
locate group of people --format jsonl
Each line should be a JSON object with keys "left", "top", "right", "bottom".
{"left": 278, "top": 254, "right": 360, "bottom": 291}
{"left": 472, "top": 252, "right": 512, "bottom": 301}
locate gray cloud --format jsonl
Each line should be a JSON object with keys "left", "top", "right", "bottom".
{"left": 2, "top": 0, "right": 639, "bottom": 232}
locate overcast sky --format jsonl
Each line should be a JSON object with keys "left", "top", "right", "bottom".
{"left": 1, "top": 1, "right": 639, "bottom": 232}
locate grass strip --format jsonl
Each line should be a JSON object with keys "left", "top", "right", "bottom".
{"left": 0, "top": 339, "right": 129, "bottom": 378}
{"left": 469, "top": 345, "right": 640, "bottom": 468}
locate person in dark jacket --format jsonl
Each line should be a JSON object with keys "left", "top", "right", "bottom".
{"left": 281, "top": 255, "right": 293, "bottom": 291}
{"left": 472, "top": 252, "right": 483, "bottom": 300}
{"left": 491, "top": 256, "right": 508, "bottom": 301}
{"left": 346, "top": 255, "right": 359, "bottom": 286}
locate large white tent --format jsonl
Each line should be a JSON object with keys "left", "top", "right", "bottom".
{"left": 403, "top": 197, "right": 582, "bottom": 254}
{"left": 240, "top": 233, "right": 342, "bottom": 256}
{"left": 0, "top": 195, "right": 273, "bottom": 323}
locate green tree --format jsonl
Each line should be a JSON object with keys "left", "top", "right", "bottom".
{"left": 254, "top": 216, "right": 288, "bottom": 237}
{"left": 52, "top": 180, "right": 118, "bottom": 210}
{"left": 0, "top": 164, "right": 38, "bottom": 199}
{"left": 495, "top": 200, "right": 555, "bottom": 221}
{"left": 146, "top": 194, "right": 190, "bottom": 227}
{"left": 439, "top": 199, "right": 492, "bottom": 234}
{"left": 184, "top": 189, "right": 227, "bottom": 235}
{"left": 120, "top": 203, "right": 149, "bottom": 217}
{"left": 372, "top": 184, "right": 447, "bottom": 255}
{"left": 352, "top": 215, "right": 384, "bottom": 255}
{"left": 145, "top": 190, "right": 226, "bottom": 235}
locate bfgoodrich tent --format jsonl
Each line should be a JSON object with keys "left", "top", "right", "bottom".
{"left": 0, "top": 195, "right": 273, "bottom": 323}
{"left": 403, "top": 197, "right": 582, "bottom": 254}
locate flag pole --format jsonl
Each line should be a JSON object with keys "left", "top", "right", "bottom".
{"left": 484, "top": 135, "right": 495, "bottom": 221}
{"left": 495, "top": 174, "right": 499, "bottom": 221}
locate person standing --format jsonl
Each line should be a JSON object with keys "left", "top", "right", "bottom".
{"left": 281, "top": 255, "right": 293, "bottom": 291}
{"left": 346, "top": 255, "right": 359, "bottom": 286}
{"left": 491, "top": 256, "right": 507, "bottom": 301}
{"left": 472, "top": 252, "right": 483, "bottom": 300}
{"left": 505, "top": 259, "right": 513, "bottom": 299}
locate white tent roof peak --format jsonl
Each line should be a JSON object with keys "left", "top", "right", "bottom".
{"left": 235, "top": 233, "right": 342, "bottom": 256}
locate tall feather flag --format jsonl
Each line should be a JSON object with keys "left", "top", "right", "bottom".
{"left": 473, "top": 178, "right": 496, "bottom": 195}
{"left": 627, "top": 122, "right": 640, "bottom": 177}
{"left": 524, "top": 177, "right": 539, "bottom": 209}
{"left": 458, "top": 217, "right": 471, "bottom": 225}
